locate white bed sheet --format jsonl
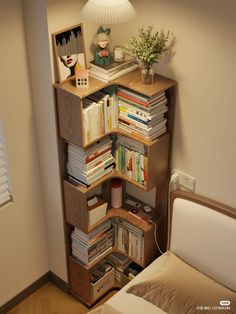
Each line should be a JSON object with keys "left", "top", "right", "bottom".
{"left": 106, "top": 254, "right": 168, "bottom": 314}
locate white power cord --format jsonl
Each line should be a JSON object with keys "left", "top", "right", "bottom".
{"left": 167, "top": 173, "right": 179, "bottom": 249}
{"left": 149, "top": 219, "right": 165, "bottom": 255}
{"left": 149, "top": 173, "right": 179, "bottom": 255}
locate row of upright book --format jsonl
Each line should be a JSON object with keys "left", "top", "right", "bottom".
{"left": 82, "top": 90, "right": 118, "bottom": 146}
{"left": 114, "top": 217, "right": 144, "bottom": 265}
{"left": 115, "top": 134, "right": 148, "bottom": 186}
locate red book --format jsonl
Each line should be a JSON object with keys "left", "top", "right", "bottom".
{"left": 85, "top": 146, "right": 111, "bottom": 163}
{"left": 117, "top": 91, "right": 166, "bottom": 108}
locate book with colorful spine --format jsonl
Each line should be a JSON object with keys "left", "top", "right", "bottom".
{"left": 117, "top": 86, "right": 168, "bottom": 140}
{"left": 67, "top": 137, "right": 114, "bottom": 187}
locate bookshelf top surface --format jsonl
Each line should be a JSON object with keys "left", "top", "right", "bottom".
{"left": 54, "top": 69, "right": 176, "bottom": 99}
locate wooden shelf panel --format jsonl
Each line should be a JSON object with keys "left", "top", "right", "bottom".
{"left": 66, "top": 171, "right": 148, "bottom": 194}
{"left": 65, "top": 197, "right": 155, "bottom": 234}
{"left": 66, "top": 170, "right": 158, "bottom": 194}
{"left": 54, "top": 69, "right": 176, "bottom": 99}
{"left": 61, "top": 127, "right": 168, "bottom": 149}
{"left": 113, "top": 128, "right": 167, "bottom": 147}
{"left": 67, "top": 171, "right": 116, "bottom": 194}
{"left": 114, "top": 70, "right": 176, "bottom": 98}
{"left": 54, "top": 75, "right": 107, "bottom": 99}
{"left": 113, "top": 207, "right": 154, "bottom": 232}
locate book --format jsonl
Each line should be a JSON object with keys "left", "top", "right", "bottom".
{"left": 118, "top": 86, "right": 166, "bottom": 104}
{"left": 113, "top": 218, "right": 144, "bottom": 264}
{"left": 89, "top": 54, "right": 136, "bottom": 73}
{"left": 89, "top": 63, "right": 139, "bottom": 83}
{"left": 117, "top": 134, "right": 146, "bottom": 155}
{"left": 118, "top": 100, "right": 167, "bottom": 118}
{"left": 67, "top": 137, "right": 115, "bottom": 186}
{"left": 115, "top": 142, "right": 148, "bottom": 185}
{"left": 67, "top": 162, "right": 114, "bottom": 185}
{"left": 116, "top": 86, "right": 168, "bottom": 140}
{"left": 74, "top": 220, "right": 111, "bottom": 242}
{"left": 117, "top": 91, "right": 167, "bottom": 109}
{"left": 119, "top": 123, "right": 166, "bottom": 141}
{"left": 72, "top": 246, "right": 113, "bottom": 267}
{"left": 119, "top": 114, "right": 167, "bottom": 132}
{"left": 71, "top": 222, "right": 114, "bottom": 266}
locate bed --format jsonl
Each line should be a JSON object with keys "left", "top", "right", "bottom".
{"left": 88, "top": 190, "right": 236, "bottom": 314}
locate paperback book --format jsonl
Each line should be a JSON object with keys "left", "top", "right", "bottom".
{"left": 117, "top": 86, "right": 168, "bottom": 140}
{"left": 67, "top": 137, "right": 115, "bottom": 187}
{"left": 89, "top": 55, "right": 138, "bottom": 82}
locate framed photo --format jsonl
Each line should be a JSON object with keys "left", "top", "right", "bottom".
{"left": 52, "top": 23, "right": 87, "bottom": 83}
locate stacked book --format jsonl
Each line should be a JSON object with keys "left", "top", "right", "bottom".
{"left": 114, "top": 217, "right": 144, "bottom": 265}
{"left": 117, "top": 86, "right": 168, "bottom": 140}
{"left": 82, "top": 90, "right": 118, "bottom": 145}
{"left": 105, "top": 252, "right": 131, "bottom": 274}
{"left": 71, "top": 220, "right": 113, "bottom": 266}
{"left": 89, "top": 55, "right": 139, "bottom": 83}
{"left": 105, "top": 252, "right": 131, "bottom": 284}
{"left": 115, "top": 134, "right": 148, "bottom": 186}
{"left": 67, "top": 137, "right": 115, "bottom": 187}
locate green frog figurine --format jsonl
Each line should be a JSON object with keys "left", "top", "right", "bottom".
{"left": 93, "top": 26, "right": 111, "bottom": 66}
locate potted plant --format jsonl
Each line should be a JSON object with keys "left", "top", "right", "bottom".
{"left": 127, "top": 26, "right": 170, "bottom": 84}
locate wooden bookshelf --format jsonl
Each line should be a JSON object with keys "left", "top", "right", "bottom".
{"left": 54, "top": 68, "right": 176, "bottom": 306}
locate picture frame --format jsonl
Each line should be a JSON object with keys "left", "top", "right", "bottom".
{"left": 52, "top": 23, "right": 87, "bottom": 83}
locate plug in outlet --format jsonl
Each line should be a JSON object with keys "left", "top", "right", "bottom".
{"left": 172, "top": 169, "right": 195, "bottom": 191}
{"left": 170, "top": 173, "right": 179, "bottom": 191}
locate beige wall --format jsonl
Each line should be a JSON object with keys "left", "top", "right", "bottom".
{"left": 111, "top": 0, "right": 236, "bottom": 208}
{"left": 23, "top": 0, "right": 68, "bottom": 283}
{"left": 0, "top": 0, "right": 49, "bottom": 306}
{"left": 47, "top": 0, "right": 236, "bottom": 209}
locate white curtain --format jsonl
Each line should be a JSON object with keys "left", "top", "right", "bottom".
{"left": 0, "top": 118, "right": 12, "bottom": 206}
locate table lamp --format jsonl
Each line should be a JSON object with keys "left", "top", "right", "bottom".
{"left": 81, "top": 0, "right": 137, "bottom": 65}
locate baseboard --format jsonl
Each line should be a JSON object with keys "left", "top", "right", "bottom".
{"left": 0, "top": 271, "right": 69, "bottom": 314}
{"left": 48, "top": 271, "right": 70, "bottom": 294}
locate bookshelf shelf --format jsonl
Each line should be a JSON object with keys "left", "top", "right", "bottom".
{"left": 54, "top": 69, "right": 176, "bottom": 99}
{"left": 55, "top": 68, "right": 176, "bottom": 306}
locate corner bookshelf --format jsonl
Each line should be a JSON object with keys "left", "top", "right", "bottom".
{"left": 54, "top": 69, "right": 176, "bottom": 306}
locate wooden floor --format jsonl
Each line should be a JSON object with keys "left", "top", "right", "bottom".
{"left": 7, "top": 282, "right": 117, "bottom": 314}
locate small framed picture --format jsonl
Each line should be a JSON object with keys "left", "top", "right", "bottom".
{"left": 52, "top": 23, "right": 87, "bottom": 83}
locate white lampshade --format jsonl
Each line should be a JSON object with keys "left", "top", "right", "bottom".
{"left": 80, "top": 0, "right": 137, "bottom": 24}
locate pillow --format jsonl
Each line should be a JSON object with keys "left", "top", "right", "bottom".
{"left": 126, "top": 252, "right": 236, "bottom": 314}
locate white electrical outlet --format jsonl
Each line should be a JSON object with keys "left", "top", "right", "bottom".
{"left": 172, "top": 169, "right": 196, "bottom": 191}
